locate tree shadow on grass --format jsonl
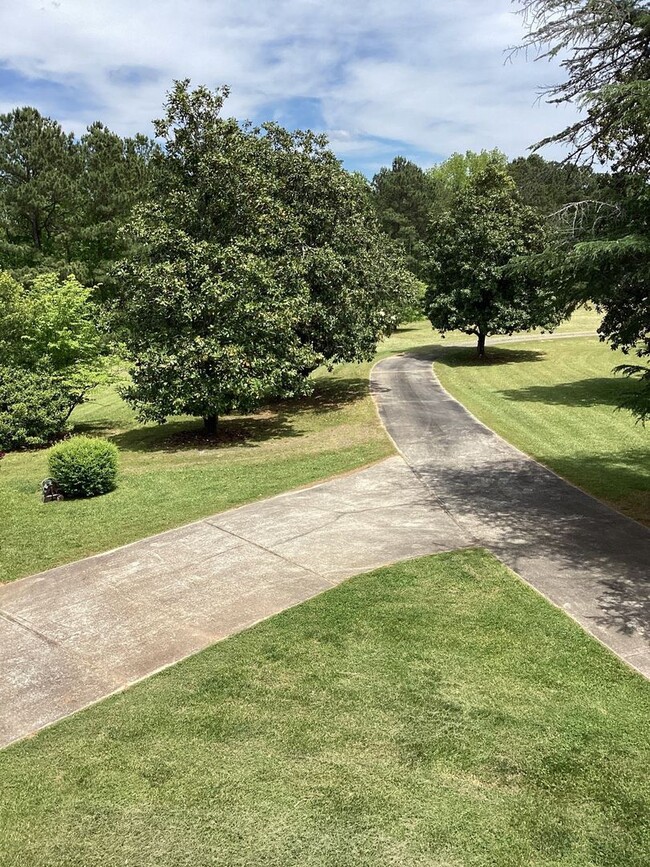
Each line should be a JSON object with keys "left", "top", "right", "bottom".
{"left": 102, "top": 376, "right": 370, "bottom": 453}
{"left": 431, "top": 346, "right": 547, "bottom": 368}
{"left": 547, "top": 449, "right": 650, "bottom": 513}
{"left": 293, "top": 376, "right": 369, "bottom": 415}
{"left": 74, "top": 419, "right": 123, "bottom": 438}
{"left": 415, "top": 453, "right": 650, "bottom": 641}
{"left": 497, "top": 377, "right": 642, "bottom": 409}
{"left": 109, "top": 412, "right": 302, "bottom": 453}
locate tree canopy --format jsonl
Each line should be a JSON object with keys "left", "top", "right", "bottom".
{"left": 0, "top": 270, "right": 108, "bottom": 398}
{"left": 428, "top": 149, "right": 508, "bottom": 211}
{"left": 424, "top": 158, "right": 564, "bottom": 355}
{"left": 0, "top": 270, "right": 109, "bottom": 448}
{"left": 507, "top": 154, "right": 607, "bottom": 215}
{"left": 0, "top": 107, "right": 156, "bottom": 283}
{"left": 116, "top": 81, "right": 418, "bottom": 431}
{"left": 516, "top": 0, "right": 650, "bottom": 420}
{"left": 515, "top": 0, "right": 650, "bottom": 173}
{"left": 371, "top": 156, "right": 432, "bottom": 278}
{"left": 0, "top": 108, "right": 77, "bottom": 262}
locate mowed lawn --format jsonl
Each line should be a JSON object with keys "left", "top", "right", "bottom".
{"left": 0, "top": 363, "right": 394, "bottom": 583}
{"left": 1, "top": 550, "right": 649, "bottom": 867}
{"left": 435, "top": 336, "right": 650, "bottom": 525}
{"left": 0, "top": 317, "right": 494, "bottom": 583}
{"left": 0, "top": 306, "right": 610, "bottom": 583}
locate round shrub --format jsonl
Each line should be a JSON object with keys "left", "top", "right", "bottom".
{"left": 0, "top": 366, "right": 72, "bottom": 450}
{"left": 48, "top": 436, "right": 118, "bottom": 498}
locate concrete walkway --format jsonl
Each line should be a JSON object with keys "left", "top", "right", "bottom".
{"left": 372, "top": 350, "right": 650, "bottom": 678}
{"left": 2, "top": 333, "right": 649, "bottom": 748}
{"left": 0, "top": 458, "right": 467, "bottom": 748}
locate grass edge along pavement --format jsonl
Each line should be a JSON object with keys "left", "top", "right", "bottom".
{"left": 433, "top": 335, "right": 649, "bottom": 527}
{"left": 0, "top": 320, "right": 453, "bottom": 583}
{"left": 0, "top": 370, "right": 396, "bottom": 583}
{"left": 1, "top": 549, "right": 649, "bottom": 867}
{"left": 2, "top": 308, "right": 630, "bottom": 584}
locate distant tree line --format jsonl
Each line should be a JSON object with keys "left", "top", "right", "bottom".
{"left": 0, "top": 108, "right": 157, "bottom": 286}
{"left": 0, "top": 84, "right": 418, "bottom": 448}
{"left": 1, "top": 0, "right": 648, "bottom": 451}
{"left": 370, "top": 149, "right": 610, "bottom": 356}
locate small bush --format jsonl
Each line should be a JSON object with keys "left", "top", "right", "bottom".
{"left": 0, "top": 367, "right": 72, "bottom": 450}
{"left": 48, "top": 436, "right": 118, "bottom": 498}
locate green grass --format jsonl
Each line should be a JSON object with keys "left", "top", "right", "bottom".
{"left": 0, "top": 366, "right": 394, "bottom": 582}
{"left": 0, "top": 319, "right": 474, "bottom": 584}
{"left": 435, "top": 337, "right": 650, "bottom": 525}
{"left": 1, "top": 550, "right": 649, "bottom": 866}
{"left": 395, "top": 305, "right": 600, "bottom": 353}
{"left": 0, "top": 307, "right": 606, "bottom": 583}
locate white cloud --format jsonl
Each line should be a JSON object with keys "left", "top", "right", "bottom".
{"left": 0, "top": 0, "right": 579, "bottom": 172}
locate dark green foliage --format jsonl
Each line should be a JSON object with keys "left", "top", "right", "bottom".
{"left": 48, "top": 435, "right": 118, "bottom": 498}
{"left": 371, "top": 156, "right": 432, "bottom": 278}
{"left": 0, "top": 107, "right": 77, "bottom": 260}
{"left": 516, "top": 0, "right": 650, "bottom": 173}
{"left": 117, "top": 81, "right": 417, "bottom": 428}
{"left": 507, "top": 154, "right": 606, "bottom": 215}
{"left": 0, "top": 367, "right": 71, "bottom": 450}
{"left": 0, "top": 106, "right": 156, "bottom": 281}
{"left": 424, "top": 159, "right": 565, "bottom": 355}
{"left": 515, "top": 213, "right": 650, "bottom": 419}
{"left": 74, "top": 122, "right": 158, "bottom": 287}
{"left": 516, "top": 1, "right": 650, "bottom": 420}
{"left": 615, "top": 364, "right": 650, "bottom": 422}
{"left": 519, "top": 179, "right": 650, "bottom": 420}
{"left": 522, "top": 199, "right": 650, "bottom": 420}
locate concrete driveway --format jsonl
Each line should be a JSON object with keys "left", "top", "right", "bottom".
{"left": 0, "top": 457, "right": 467, "bottom": 748}
{"left": 372, "top": 349, "right": 650, "bottom": 678}
{"left": 1, "top": 338, "right": 649, "bottom": 749}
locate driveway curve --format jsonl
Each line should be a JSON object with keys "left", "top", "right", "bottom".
{"left": 371, "top": 349, "right": 650, "bottom": 679}
{"left": 1, "top": 335, "right": 648, "bottom": 750}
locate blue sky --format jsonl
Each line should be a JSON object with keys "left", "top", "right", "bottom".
{"left": 0, "top": 0, "right": 578, "bottom": 176}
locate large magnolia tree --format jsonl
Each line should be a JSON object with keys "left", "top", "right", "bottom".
{"left": 116, "top": 81, "right": 417, "bottom": 432}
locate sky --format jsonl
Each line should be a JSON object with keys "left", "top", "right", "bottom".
{"left": 0, "top": 0, "right": 579, "bottom": 177}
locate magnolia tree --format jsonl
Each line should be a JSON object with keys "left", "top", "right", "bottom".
{"left": 116, "top": 81, "right": 418, "bottom": 432}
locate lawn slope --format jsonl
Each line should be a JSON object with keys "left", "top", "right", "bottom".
{"left": 1, "top": 550, "right": 648, "bottom": 866}
{"left": 0, "top": 367, "right": 394, "bottom": 582}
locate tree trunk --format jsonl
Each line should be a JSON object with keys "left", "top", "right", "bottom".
{"left": 30, "top": 213, "right": 42, "bottom": 250}
{"left": 477, "top": 332, "right": 486, "bottom": 358}
{"left": 203, "top": 414, "right": 218, "bottom": 435}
